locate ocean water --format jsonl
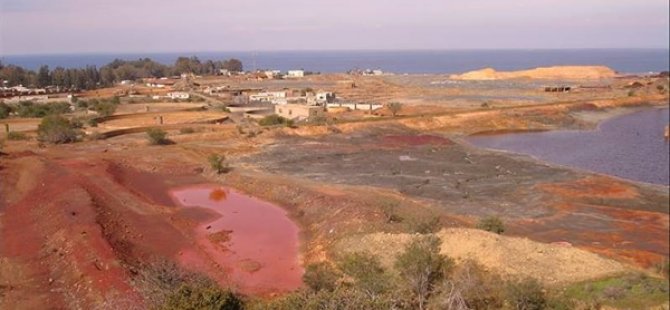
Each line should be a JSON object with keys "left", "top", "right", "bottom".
{"left": 1, "top": 49, "right": 668, "bottom": 74}
{"left": 466, "top": 108, "right": 670, "bottom": 185}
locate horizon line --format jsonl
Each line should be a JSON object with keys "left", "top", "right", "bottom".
{"left": 2, "top": 47, "right": 669, "bottom": 58}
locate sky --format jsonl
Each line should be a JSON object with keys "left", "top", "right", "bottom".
{"left": 1, "top": 0, "right": 669, "bottom": 55}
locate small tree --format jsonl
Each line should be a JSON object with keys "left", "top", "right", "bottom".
{"left": 477, "top": 216, "right": 505, "bottom": 234}
{"left": 37, "top": 115, "right": 78, "bottom": 144}
{"left": 395, "top": 235, "right": 452, "bottom": 310}
{"left": 387, "top": 102, "right": 403, "bottom": 117}
{"left": 303, "top": 262, "right": 340, "bottom": 292}
{"left": 338, "top": 252, "right": 392, "bottom": 296}
{"left": 506, "top": 279, "right": 546, "bottom": 310}
{"left": 146, "top": 128, "right": 168, "bottom": 145}
{"left": 208, "top": 154, "right": 228, "bottom": 174}
{"left": 0, "top": 102, "right": 11, "bottom": 119}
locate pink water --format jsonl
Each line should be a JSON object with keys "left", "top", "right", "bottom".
{"left": 169, "top": 185, "right": 303, "bottom": 294}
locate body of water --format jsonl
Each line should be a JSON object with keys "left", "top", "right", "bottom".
{"left": 2, "top": 49, "right": 669, "bottom": 74}
{"left": 467, "top": 108, "right": 670, "bottom": 185}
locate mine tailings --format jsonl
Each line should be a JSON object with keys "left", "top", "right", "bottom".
{"left": 169, "top": 185, "right": 303, "bottom": 295}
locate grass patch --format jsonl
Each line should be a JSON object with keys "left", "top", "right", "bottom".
{"left": 559, "top": 273, "right": 669, "bottom": 309}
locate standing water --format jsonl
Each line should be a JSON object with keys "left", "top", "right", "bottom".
{"left": 467, "top": 108, "right": 670, "bottom": 185}
{"left": 170, "top": 186, "right": 303, "bottom": 294}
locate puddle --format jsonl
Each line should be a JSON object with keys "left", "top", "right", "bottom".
{"left": 169, "top": 185, "right": 303, "bottom": 294}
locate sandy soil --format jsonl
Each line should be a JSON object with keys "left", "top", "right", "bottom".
{"left": 450, "top": 66, "right": 617, "bottom": 80}
{"left": 337, "top": 228, "right": 627, "bottom": 286}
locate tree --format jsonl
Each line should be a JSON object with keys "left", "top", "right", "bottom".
{"left": 339, "top": 252, "right": 392, "bottom": 296}
{"left": 222, "top": 58, "right": 243, "bottom": 72}
{"left": 208, "top": 154, "right": 229, "bottom": 174}
{"left": 37, "top": 65, "right": 51, "bottom": 87}
{"left": 146, "top": 128, "right": 169, "bottom": 145}
{"left": 387, "top": 102, "right": 403, "bottom": 117}
{"left": 0, "top": 102, "right": 11, "bottom": 119}
{"left": 303, "top": 262, "right": 340, "bottom": 292}
{"left": 506, "top": 279, "right": 546, "bottom": 310}
{"left": 395, "top": 235, "right": 452, "bottom": 310}
{"left": 37, "top": 115, "right": 78, "bottom": 144}
{"left": 477, "top": 216, "right": 505, "bottom": 234}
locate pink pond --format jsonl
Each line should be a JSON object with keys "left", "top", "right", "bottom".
{"left": 169, "top": 185, "right": 303, "bottom": 295}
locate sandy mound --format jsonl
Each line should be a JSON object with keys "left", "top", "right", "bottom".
{"left": 450, "top": 66, "right": 617, "bottom": 80}
{"left": 338, "top": 228, "right": 626, "bottom": 286}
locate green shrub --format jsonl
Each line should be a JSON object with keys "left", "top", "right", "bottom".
{"left": 92, "top": 101, "right": 118, "bottom": 117}
{"left": 477, "top": 216, "right": 505, "bottom": 234}
{"left": 146, "top": 128, "right": 169, "bottom": 145}
{"left": 627, "top": 90, "right": 636, "bottom": 97}
{"left": 395, "top": 235, "right": 452, "bottom": 310}
{"left": 303, "top": 262, "right": 340, "bottom": 292}
{"left": 506, "top": 279, "right": 546, "bottom": 310}
{"left": 0, "top": 102, "right": 11, "bottom": 119}
{"left": 208, "top": 154, "right": 229, "bottom": 174}
{"left": 338, "top": 252, "right": 392, "bottom": 295}
{"left": 37, "top": 115, "right": 78, "bottom": 144}
{"left": 258, "top": 115, "right": 294, "bottom": 127}
{"left": 407, "top": 215, "right": 441, "bottom": 234}
{"left": 17, "top": 101, "right": 71, "bottom": 118}
{"left": 162, "top": 283, "right": 243, "bottom": 310}
{"left": 6, "top": 131, "right": 27, "bottom": 140}
{"left": 380, "top": 200, "right": 403, "bottom": 223}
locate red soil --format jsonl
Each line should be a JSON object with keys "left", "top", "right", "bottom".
{"left": 170, "top": 185, "right": 303, "bottom": 295}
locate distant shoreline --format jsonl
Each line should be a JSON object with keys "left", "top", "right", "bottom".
{"left": 2, "top": 49, "right": 668, "bottom": 74}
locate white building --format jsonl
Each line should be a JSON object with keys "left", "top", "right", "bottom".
{"left": 286, "top": 70, "right": 305, "bottom": 78}
{"left": 316, "top": 91, "right": 336, "bottom": 104}
{"left": 167, "top": 92, "right": 190, "bottom": 100}
{"left": 249, "top": 91, "right": 287, "bottom": 103}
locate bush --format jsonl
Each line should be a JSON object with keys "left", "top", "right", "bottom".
{"left": 0, "top": 102, "right": 11, "bottom": 119}
{"left": 387, "top": 102, "right": 403, "bottom": 117}
{"left": 506, "top": 279, "right": 546, "bottom": 310}
{"left": 17, "top": 101, "right": 71, "bottom": 118}
{"left": 146, "top": 128, "right": 169, "bottom": 145}
{"left": 92, "top": 101, "right": 118, "bottom": 117}
{"left": 380, "top": 200, "right": 403, "bottom": 223}
{"left": 395, "top": 235, "right": 452, "bottom": 310}
{"left": 430, "top": 260, "right": 504, "bottom": 310}
{"left": 162, "top": 283, "right": 243, "bottom": 310}
{"left": 338, "top": 252, "right": 392, "bottom": 296}
{"left": 37, "top": 115, "right": 78, "bottom": 144}
{"left": 477, "top": 216, "right": 505, "bottom": 234}
{"left": 6, "top": 131, "right": 27, "bottom": 141}
{"left": 258, "top": 115, "right": 294, "bottom": 127}
{"left": 407, "top": 215, "right": 441, "bottom": 234}
{"left": 179, "top": 127, "right": 196, "bottom": 134}
{"left": 208, "top": 154, "right": 229, "bottom": 174}
{"left": 252, "top": 288, "right": 397, "bottom": 310}
{"left": 627, "top": 90, "right": 636, "bottom": 97}
{"left": 303, "top": 262, "right": 340, "bottom": 292}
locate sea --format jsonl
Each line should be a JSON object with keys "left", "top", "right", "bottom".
{"left": 1, "top": 49, "right": 669, "bottom": 74}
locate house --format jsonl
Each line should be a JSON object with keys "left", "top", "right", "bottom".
{"left": 249, "top": 91, "right": 287, "bottom": 103}
{"left": 316, "top": 91, "right": 336, "bottom": 104}
{"left": 167, "top": 92, "right": 190, "bottom": 100}
{"left": 275, "top": 104, "right": 325, "bottom": 121}
{"left": 146, "top": 78, "right": 178, "bottom": 88}
{"left": 287, "top": 70, "right": 305, "bottom": 78}
{"left": 264, "top": 70, "right": 281, "bottom": 79}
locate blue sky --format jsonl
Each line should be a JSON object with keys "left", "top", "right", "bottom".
{"left": 1, "top": 0, "right": 668, "bottom": 55}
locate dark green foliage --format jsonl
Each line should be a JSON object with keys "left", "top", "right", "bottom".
{"left": 477, "top": 216, "right": 506, "bottom": 234}
{"left": 338, "top": 252, "right": 392, "bottom": 296}
{"left": 395, "top": 235, "right": 452, "bottom": 310}
{"left": 0, "top": 102, "right": 11, "bottom": 119}
{"left": 37, "top": 115, "right": 78, "bottom": 144}
{"left": 180, "top": 127, "right": 196, "bottom": 134}
{"left": 146, "top": 128, "right": 169, "bottom": 145}
{"left": 303, "top": 262, "right": 340, "bottom": 292}
{"left": 506, "top": 279, "right": 547, "bottom": 310}
{"left": 162, "top": 283, "right": 243, "bottom": 310}
{"left": 258, "top": 115, "right": 294, "bottom": 127}
{"left": 16, "top": 101, "right": 71, "bottom": 118}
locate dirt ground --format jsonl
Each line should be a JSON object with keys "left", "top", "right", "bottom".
{"left": 1, "top": 73, "right": 668, "bottom": 308}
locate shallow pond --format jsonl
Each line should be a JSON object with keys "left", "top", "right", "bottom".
{"left": 467, "top": 108, "right": 670, "bottom": 185}
{"left": 170, "top": 185, "right": 302, "bottom": 294}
